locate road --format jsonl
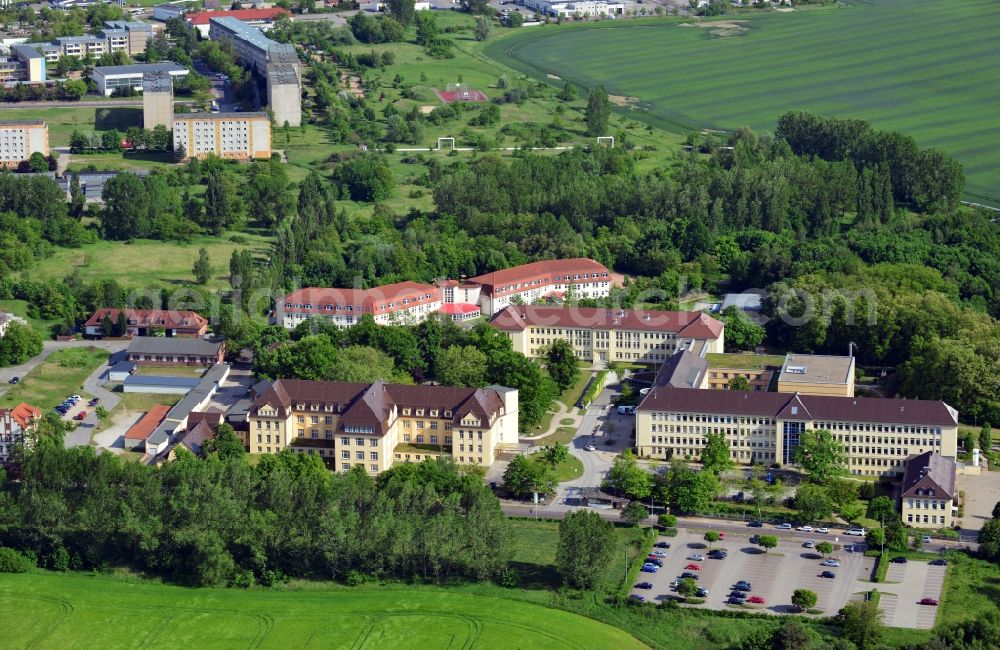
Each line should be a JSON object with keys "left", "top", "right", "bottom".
{"left": 0, "top": 99, "right": 199, "bottom": 109}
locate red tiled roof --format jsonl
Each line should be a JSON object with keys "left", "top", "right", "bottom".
{"left": 439, "top": 303, "right": 480, "bottom": 315}
{"left": 637, "top": 387, "right": 958, "bottom": 426}
{"left": 186, "top": 8, "right": 290, "bottom": 24}
{"left": 84, "top": 308, "right": 207, "bottom": 331}
{"left": 280, "top": 281, "right": 439, "bottom": 317}
{"left": 469, "top": 258, "right": 610, "bottom": 298}
{"left": 125, "top": 405, "right": 171, "bottom": 440}
{"left": 488, "top": 306, "right": 724, "bottom": 340}
{"left": 10, "top": 402, "right": 41, "bottom": 429}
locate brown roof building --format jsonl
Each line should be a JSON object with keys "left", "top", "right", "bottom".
{"left": 276, "top": 281, "right": 441, "bottom": 329}
{"left": 898, "top": 451, "right": 957, "bottom": 528}
{"left": 84, "top": 308, "right": 208, "bottom": 338}
{"left": 124, "top": 405, "right": 171, "bottom": 450}
{"left": 489, "top": 306, "right": 725, "bottom": 364}
{"left": 636, "top": 387, "right": 958, "bottom": 478}
{"left": 250, "top": 378, "right": 520, "bottom": 474}
{"left": 470, "top": 258, "right": 612, "bottom": 315}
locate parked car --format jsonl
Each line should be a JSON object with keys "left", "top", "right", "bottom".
{"left": 734, "top": 581, "right": 752, "bottom": 591}
{"left": 776, "top": 523, "right": 793, "bottom": 529}
{"left": 687, "top": 554, "right": 704, "bottom": 561}
{"left": 707, "top": 550, "right": 728, "bottom": 559}
{"left": 73, "top": 411, "right": 86, "bottom": 421}
{"left": 929, "top": 559, "right": 949, "bottom": 566}
{"left": 748, "top": 595, "right": 766, "bottom": 604}
{"left": 695, "top": 587, "right": 709, "bottom": 597}
{"left": 748, "top": 520, "right": 763, "bottom": 528}
{"left": 640, "top": 565, "right": 658, "bottom": 573}
{"left": 653, "top": 542, "right": 671, "bottom": 549}
{"left": 891, "top": 556, "right": 908, "bottom": 564}
{"left": 70, "top": 394, "right": 81, "bottom": 400}
{"left": 749, "top": 534, "right": 760, "bottom": 544}
{"left": 727, "top": 596, "right": 745, "bottom": 605}
{"left": 88, "top": 398, "right": 99, "bottom": 407}
{"left": 645, "top": 558, "right": 663, "bottom": 567}
{"left": 684, "top": 563, "right": 702, "bottom": 571}
{"left": 803, "top": 541, "right": 815, "bottom": 548}
{"left": 584, "top": 444, "right": 597, "bottom": 451}
{"left": 816, "top": 527, "right": 830, "bottom": 534}
{"left": 634, "top": 582, "right": 653, "bottom": 590}
{"left": 8, "top": 376, "right": 18, "bottom": 384}
{"left": 717, "top": 531, "right": 727, "bottom": 539}
{"left": 628, "top": 594, "right": 645, "bottom": 602}
{"left": 822, "top": 559, "right": 841, "bottom": 567}
{"left": 918, "top": 598, "right": 939, "bottom": 606}
{"left": 845, "top": 527, "right": 867, "bottom": 536}
{"left": 651, "top": 551, "right": 667, "bottom": 558}
{"left": 820, "top": 571, "right": 836, "bottom": 579}
{"left": 680, "top": 572, "right": 699, "bottom": 580}
{"left": 922, "top": 535, "right": 932, "bottom": 544}
{"left": 797, "top": 525, "right": 814, "bottom": 532}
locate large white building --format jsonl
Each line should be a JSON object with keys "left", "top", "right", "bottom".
{"left": 92, "top": 61, "right": 187, "bottom": 96}
{"left": 0, "top": 120, "right": 48, "bottom": 168}
{"left": 172, "top": 112, "right": 272, "bottom": 160}
{"left": 520, "top": 0, "right": 626, "bottom": 17}
{"left": 469, "top": 258, "right": 613, "bottom": 315}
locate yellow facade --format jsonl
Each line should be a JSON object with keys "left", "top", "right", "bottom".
{"left": 505, "top": 324, "right": 723, "bottom": 364}
{"left": 705, "top": 368, "right": 772, "bottom": 392}
{"left": 901, "top": 496, "right": 953, "bottom": 529}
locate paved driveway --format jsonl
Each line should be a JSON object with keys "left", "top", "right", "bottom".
{"left": 879, "top": 561, "right": 945, "bottom": 629}
{"left": 959, "top": 470, "right": 1000, "bottom": 531}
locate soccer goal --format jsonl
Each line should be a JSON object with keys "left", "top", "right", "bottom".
{"left": 436, "top": 137, "right": 455, "bottom": 151}
{"left": 596, "top": 136, "right": 615, "bottom": 148}
{"left": 446, "top": 82, "right": 469, "bottom": 93}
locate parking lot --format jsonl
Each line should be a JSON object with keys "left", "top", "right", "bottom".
{"left": 630, "top": 528, "right": 944, "bottom": 626}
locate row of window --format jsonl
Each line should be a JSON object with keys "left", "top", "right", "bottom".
{"left": 907, "top": 514, "right": 946, "bottom": 524}
{"left": 906, "top": 498, "right": 947, "bottom": 509}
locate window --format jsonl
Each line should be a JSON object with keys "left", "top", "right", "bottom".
{"left": 370, "top": 439, "right": 377, "bottom": 447}
{"left": 341, "top": 437, "right": 349, "bottom": 446}
{"left": 370, "top": 452, "right": 378, "bottom": 460}
{"left": 356, "top": 438, "right": 364, "bottom": 446}
{"left": 370, "top": 464, "right": 378, "bottom": 472}
{"left": 341, "top": 450, "right": 349, "bottom": 459}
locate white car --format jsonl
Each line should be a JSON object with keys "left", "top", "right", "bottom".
{"left": 816, "top": 527, "right": 830, "bottom": 534}
{"left": 776, "top": 523, "right": 792, "bottom": 530}
{"left": 922, "top": 535, "right": 932, "bottom": 544}
{"left": 687, "top": 554, "right": 704, "bottom": 561}
{"left": 845, "top": 527, "right": 867, "bottom": 536}
{"left": 822, "top": 559, "right": 841, "bottom": 567}
{"left": 797, "top": 525, "right": 814, "bottom": 532}
{"left": 651, "top": 551, "right": 667, "bottom": 558}
{"left": 585, "top": 444, "right": 597, "bottom": 451}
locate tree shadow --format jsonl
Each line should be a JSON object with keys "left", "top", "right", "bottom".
{"left": 800, "top": 552, "right": 822, "bottom": 560}
{"left": 740, "top": 547, "right": 765, "bottom": 555}
{"left": 94, "top": 107, "right": 142, "bottom": 131}
{"left": 509, "top": 561, "right": 560, "bottom": 590}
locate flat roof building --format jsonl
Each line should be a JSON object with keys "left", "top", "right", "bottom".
{"left": 92, "top": 61, "right": 187, "bottom": 96}
{"left": 187, "top": 7, "right": 290, "bottom": 37}
{"left": 153, "top": 2, "right": 190, "bottom": 21}
{"left": 0, "top": 120, "right": 48, "bottom": 168}
{"left": 1, "top": 44, "right": 46, "bottom": 83}
{"left": 778, "top": 353, "right": 856, "bottom": 397}
{"left": 172, "top": 112, "right": 272, "bottom": 160}
{"left": 636, "top": 387, "right": 958, "bottom": 477}
{"left": 127, "top": 336, "right": 225, "bottom": 366}
{"left": 103, "top": 20, "right": 155, "bottom": 56}
{"left": 123, "top": 375, "right": 202, "bottom": 394}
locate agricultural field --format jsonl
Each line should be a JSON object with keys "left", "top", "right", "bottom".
{"left": 0, "top": 572, "right": 646, "bottom": 650}
{"left": 487, "top": 0, "right": 1000, "bottom": 205}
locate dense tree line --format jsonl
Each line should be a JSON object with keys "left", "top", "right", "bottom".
{"left": 0, "top": 445, "right": 510, "bottom": 587}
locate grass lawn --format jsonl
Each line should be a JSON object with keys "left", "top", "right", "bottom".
{"left": 0, "top": 299, "right": 62, "bottom": 335}
{"left": 115, "top": 391, "right": 181, "bottom": 414}
{"left": 133, "top": 365, "right": 206, "bottom": 379}
{"left": 0, "top": 347, "right": 107, "bottom": 410}
{"left": 0, "top": 571, "right": 645, "bottom": 650}
{"left": 528, "top": 449, "right": 584, "bottom": 482}
{"left": 937, "top": 551, "right": 1000, "bottom": 627}
{"left": 486, "top": 0, "right": 1000, "bottom": 205}
{"left": 23, "top": 232, "right": 272, "bottom": 293}
{"left": 0, "top": 105, "right": 142, "bottom": 148}
{"left": 705, "top": 353, "right": 786, "bottom": 370}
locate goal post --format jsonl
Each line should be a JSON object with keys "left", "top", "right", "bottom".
{"left": 446, "top": 82, "right": 469, "bottom": 93}
{"left": 436, "top": 137, "right": 455, "bottom": 151}
{"left": 596, "top": 136, "right": 615, "bottom": 148}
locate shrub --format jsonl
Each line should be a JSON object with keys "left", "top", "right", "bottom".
{"left": 658, "top": 514, "right": 677, "bottom": 528}
{"left": 0, "top": 547, "right": 33, "bottom": 573}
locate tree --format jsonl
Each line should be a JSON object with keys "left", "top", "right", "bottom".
{"left": 815, "top": 541, "right": 833, "bottom": 557}
{"left": 704, "top": 531, "right": 720, "bottom": 547}
{"left": 793, "top": 429, "right": 847, "bottom": 483}
{"left": 556, "top": 510, "right": 616, "bottom": 589}
{"left": 622, "top": 501, "right": 649, "bottom": 527}
{"left": 539, "top": 443, "right": 569, "bottom": 468}
{"left": 837, "top": 600, "right": 885, "bottom": 650}
{"left": 558, "top": 81, "right": 577, "bottom": 102}
{"left": 965, "top": 428, "right": 977, "bottom": 453}
{"left": 192, "top": 247, "right": 211, "bottom": 285}
{"left": 757, "top": 535, "right": 778, "bottom": 553}
{"left": 203, "top": 169, "right": 240, "bottom": 235}
{"left": 585, "top": 84, "right": 610, "bottom": 136}
{"left": 0, "top": 321, "right": 43, "bottom": 367}
{"left": 202, "top": 423, "right": 246, "bottom": 460}
{"left": 502, "top": 454, "right": 554, "bottom": 497}
{"left": 473, "top": 15, "right": 492, "bottom": 41}
{"left": 414, "top": 10, "right": 439, "bottom": 45}
{"left": 100, "top": 313, "right": 114, "bottom": 338}
{"left": 666, "top": 463, "right": 719, "bottom": 515}
{"left": 866, "top": 496, "right": 897, "bottom": 524}
{"left": 28, "top": 151, "right": 49, "bottom": 173}
{"left": 94, "top": 406, "right": 108, "bottom": 426}
{"left": 794, "top": 484, "right": 834, "bottom": 523}
{"left": 865, "top": 527, "right": 885, "bottom": 550}
{"left": 720, "top": 305, "right": 766, "bottom": 351}
{"left": 604, "top": 449, "right": 651, "bottom": 499}
{"left": 386, "top": 0, "right": 415, "bottom": 25}
{"left": 791, "top": 588, "right": 817, "bottom": 612}
{"left": 771, "top": 618, "right": 812, "bottom": 650}
{"left": 839, "top": 501, "right": 865, "bottom": 524}
{"left": 728, "top": 375, "right": 751, "bottom": 391}
{"left": 981, "top": 422, "right": 993, "bottom": 453}
{"left": 993, "top": 500, "right": 1000, "bottom": 520}
{"left": 101, "top": 172, "right": 150, "bottom": 240}
{"left": 978, "top": 518, "right": 1000, "bottom": 563}
{"left": 884, "top": 520, "right": 908, "bottom": 552}
{"left": 657, "top": 514, "right": 677, "bottom": 529}
{"left": 69, "top": 173, "right": 85, "bottom": 218}
{"left": 677, "top": 577, "right": 698, "bottom": 598}
{"left": 701, "top": 431, "right": 734, "bottom": 475}
{"left": 436, "top": 345, "right": 488, "bottom": 387}
{"left": 543, "top": 339, "right": 580, "bottom": 391}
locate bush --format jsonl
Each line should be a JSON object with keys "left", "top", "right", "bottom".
{"left": 658, "top": 514, "right": 677, "bottom": 528}
{"left": 0, "top": 547, "right": 33, "bottom": 573}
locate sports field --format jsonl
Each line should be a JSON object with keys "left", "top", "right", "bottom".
{"left": 0, "top": 572, "right": 646, "bottom": 650}
{"left": 487, "top": 0, "right": 1000, "bottom": 205}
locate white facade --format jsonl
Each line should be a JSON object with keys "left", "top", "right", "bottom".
{"left": 0, "top": 122, "right": 48, "bottom": 167}
{"left": 521, "top": 0, "right": 626, "bottom": 17}
{"left": 172, "top": 113, "right": 272, "bottom": 160}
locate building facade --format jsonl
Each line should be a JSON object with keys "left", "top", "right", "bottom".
{"left": 0, "top": 120, "right": 48, "bottom": 168}
{"left": 777, "top": 353, "right": 856, "bottom": 397}
{"left": 489, "top": 306, "right": 725, "bottom": 364}
{"left": 126, "top": 336, "right": 225, "bottom": 366}
{"left": 898, "top": 451, "right": 956, "bottom": 529}
{"left": 172, "top": 112, "right": 272, "bottom": 160}
{"left": 84, "top": 308, "right": 208, "bottom": 338}
{"left": 142, "top": 72, "right": 174, "bottom": 130}
{"left": 636, "top": 387, "right": 959, "bottom": 477}
{"left": 187, "top": 8, "right": 290, "bottom": 37}
{"left": 92, "top": 61, "right": 187, "bottom": 96}
{"left": 0, "top": 45, "right": 46, "bottom": 83}
{"left": 277, "top": 282, "right": 442, "bottom": 329}
{"left": 469, "top": 258, "right": 612, "bottom": 316}
{"left": 248, "top": 379, "right": 519, "bottom": 473}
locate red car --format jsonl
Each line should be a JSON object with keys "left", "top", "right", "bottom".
{"left": 717, "top": 532, "right": 726, "bottom": 539}
{"left": 918, "top": 598, "right": 939, "bottom": 606}
{"left": 748, "top": 595, "right": 766, "bottom": 604}
{"left": 684, "top": 563, "right": 702, "bottom": 571}
{"left": 74, "top": 411, "right": 86, "bottom": 421}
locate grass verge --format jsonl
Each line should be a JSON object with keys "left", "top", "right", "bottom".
{"left": 0, "top": 347, "right": 107, "bottom": 409}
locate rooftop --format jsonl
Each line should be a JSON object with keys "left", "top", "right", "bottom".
{"left": 124, "top": 404, "right": 171, "bottom": 440}
{"left": 280, "top": 281, "right": 439, "bottom": 317}
{"left": 127, "top": 336, "right": 223, "bottom": 357}
{"left": 469, "top": 258, "right": 611, "bottom": 296}
{"left": 706, "top": 353, "right": 786, "bottom": 370}
{"left": 653, "top": 350, "right": 708, "bottom": 389}
{"left": 142, "top": 72, "right": 172, "bottom": 92}
{"left": 92, "top": 61, "right": 187, "bottom": 77}
{"left": 779, "top": 354, "right": 855, "bottom": 385}
{"left": 439, "top": 303, "right": 481, "bottom": 315}
{"left": 488, "top": 305, "right": 725, "bottom": 340}
{"left": 266, "top": 63, "right": 298, "bottom": 84}
{"left": 0, "top": 119, "right": 45, "bottom": 126}
{"left": 173, "top": 112, "right": 269, "bottom": 120}
{"left": 208, "top": 15, "right": 278, "bottom": 51}
{"left": 187, "top": 7, "right": 290, "bottom": 25}
{"left": 900, "top": 451, "right": 957, "bottom": 501}
{"left": 85, "top": 308, "right": 207, "bottom": 329}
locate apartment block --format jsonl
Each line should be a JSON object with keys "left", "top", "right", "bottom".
{"left": 0, "top": 45, "right": 46, "bottom": 83}
{"left": 0, "top": 120, "right": 49, "bottom": 168}
{"left": 103, "top": 20, "right": 155, "bottom": 56}
{"left": 469, "top": 258, "right": 612, "bottom": 316}
{"left": 172, "top": 112, "right": 271, "bottom": 160}
{"left": 489, "top": 305, "right": 725, "bottom": 364}
{"left": 248, "top": 379, "right": 519, "bottom": 473}
{"left": 898, "top": 451, "right": 956, "bottom": 529}
{"left": 266, "top": 63, "right": 301, "bottom": 128}
{"left": 636, "top": 387, "right": 958, "bottom": 477}
{"left": 26, "top": 21, "right": 153, "bottom": 64}
{"left": 277, "top": 282, "right": 442, "bottom": 329}
{"left": 0, "top": 403, "right": 40, "bottom": 462}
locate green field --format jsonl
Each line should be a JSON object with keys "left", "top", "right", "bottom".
{"left": 0, "top": 347, "right": 106, "bottom": 409}
{"left": 0, "top": 572, "right": 646, "bottom": 650}
{"left": 487, "top": 0, "right": 1000, "bottom": 205}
